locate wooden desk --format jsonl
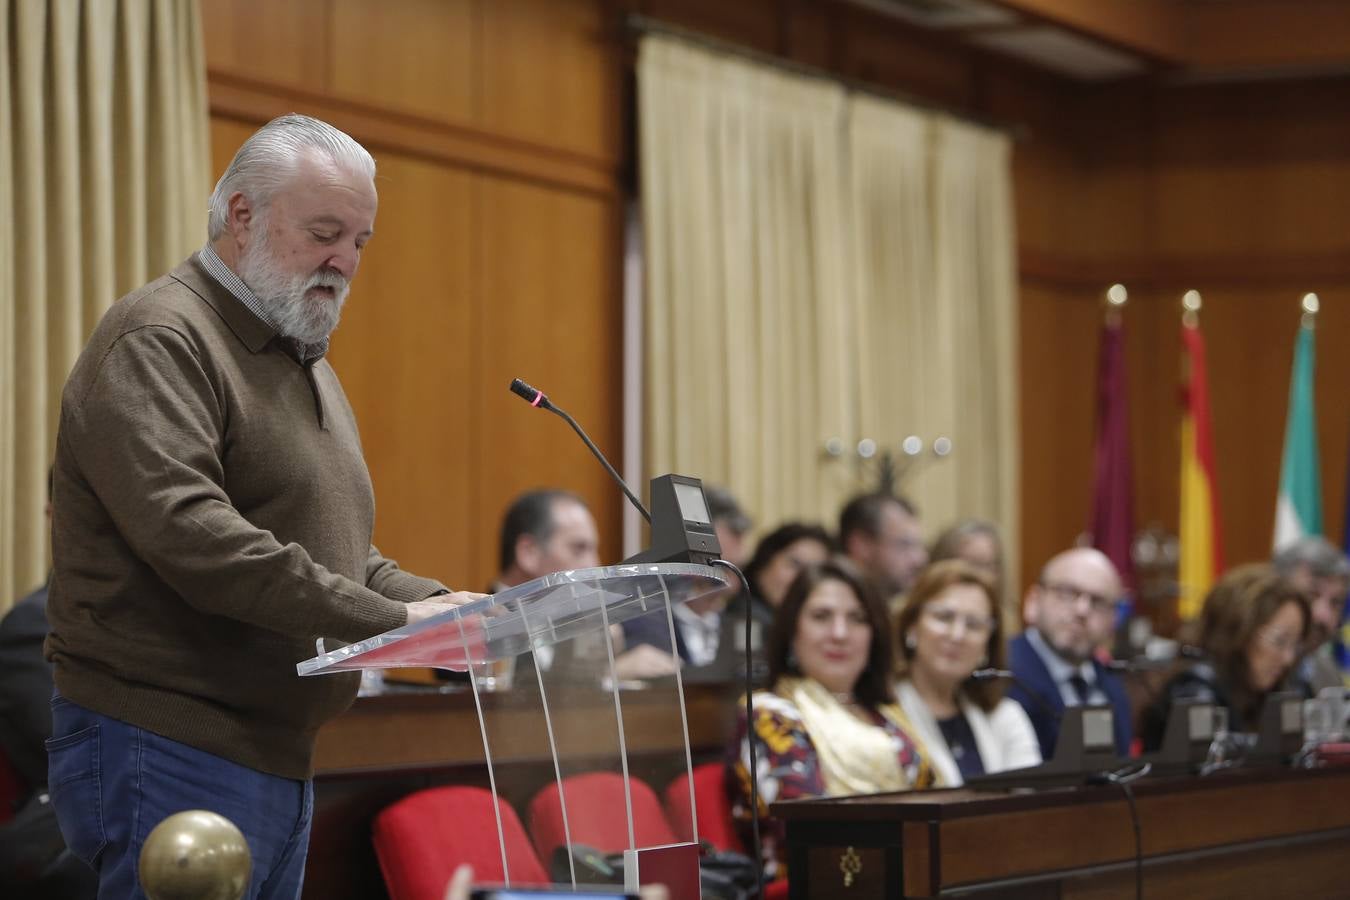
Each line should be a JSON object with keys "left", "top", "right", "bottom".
{"left": 776, "top": 767, "right": 1350, "bottom": 899}
{"left": 305, "top": 682, "right": 738, "bottom": 900}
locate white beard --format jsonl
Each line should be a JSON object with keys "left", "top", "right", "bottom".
{"left": 237, "top": 233, "right": 350, "bottom": 346}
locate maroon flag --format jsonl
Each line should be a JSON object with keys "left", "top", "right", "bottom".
{"left": 1087, "top": 313, "right": 1136, "bottom": 590}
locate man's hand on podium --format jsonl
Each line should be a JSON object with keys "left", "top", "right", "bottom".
{"left": 406, "top": 592, "right": 488, "bottom": 625}
{"left": 612, "top": 644, "right": 681, "bottom": 680}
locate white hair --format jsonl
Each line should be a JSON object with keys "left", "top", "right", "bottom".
{"left": 207, "top": 114, "right": 375, "bottom": 240}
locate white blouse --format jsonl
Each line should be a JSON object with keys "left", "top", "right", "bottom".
{"left": 897, "top": 680, "right": 1042, "bottom": 787}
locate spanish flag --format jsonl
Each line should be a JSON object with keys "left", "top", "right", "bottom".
{"left": 1178, "top": 300, "right": 1222, "bottom": 620}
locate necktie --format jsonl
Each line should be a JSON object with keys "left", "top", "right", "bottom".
{"left": 1068, "top": 673, "right": 1091, "bottom": 706}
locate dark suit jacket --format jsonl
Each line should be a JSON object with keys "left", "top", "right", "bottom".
{"left": 1007, "top": 631, "right": 1133, "bottom": 759}
{"left": 0, "top": 583, "right": 53, "bottom": 798}
{"left": 621, "top": 610, "right": 691, "bottom": 663}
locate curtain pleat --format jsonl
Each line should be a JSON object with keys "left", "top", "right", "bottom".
{"left": 0, "top": 0, "right": 209, "bottom": 609}
{"left": 638, "top": 34, "right": 1019, "bottom": 616}
{"left": 639, "top": 36, "right": 856, "bottom": 533}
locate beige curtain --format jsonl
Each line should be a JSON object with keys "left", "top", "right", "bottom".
{"left": 0, "top": 0, "right": 210, "bottom": 610}
{"left": 639, "top": 36, "right": 859, "bottom": 532}
{"left": 849, "top": 104, "right": 1020, "bottom": 628}
{"left": 638, "top": 34, "right": 1019, "bottom": 619}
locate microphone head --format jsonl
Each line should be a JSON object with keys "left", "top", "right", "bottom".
{"left": 509, "top": 378, "right": 550, "bottom": 410}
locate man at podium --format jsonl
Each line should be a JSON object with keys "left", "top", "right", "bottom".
{"left": 44, "top": 114, "right": 478, "bottom": 900}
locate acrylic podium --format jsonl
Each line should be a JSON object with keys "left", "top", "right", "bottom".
{"left": 299, "top": 562, "right": 731, "bottom": 898}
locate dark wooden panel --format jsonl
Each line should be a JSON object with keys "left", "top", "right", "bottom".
{"left": 472, "top": 177, "right": 624, "bottom": 576}
{"left": 328, "top": 0, "right": 475, "bottom": 126}
{"left": 201, "top": 0, "right": 330, "bottom": 89}
{"left": 781, "top": 769, "right": 1350, "bottom": 898}
{"left": 481, "top": 0, "right": 623, "bottom": 164}
{"left": 326, "top": 153, "right": 476, "bottom": 589}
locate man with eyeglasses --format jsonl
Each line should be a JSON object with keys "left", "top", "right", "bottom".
{"left": 1008, "top": 548, "right": 1133, "bottom": 759}
{"left": 1272, "top": 537, "right": 1350, "bottom": 695}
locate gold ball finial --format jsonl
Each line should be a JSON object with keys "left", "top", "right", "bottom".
{"left": 139, "top": 810, "right": 252, "bottom": 900}
{"left": 1106, "top": 283, "right": 1128, "bottom": 307}
{"left": 1182, "top": 290, "right": 1202, "bottom": 312}
{"left": 1302, "top": 292, "right": 1320, "bottom": 314}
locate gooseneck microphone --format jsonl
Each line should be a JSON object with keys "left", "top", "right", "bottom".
{"left": 509, "top": 378, "right": 652, "bottom": 524}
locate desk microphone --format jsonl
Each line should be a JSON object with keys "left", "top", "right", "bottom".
{"left": 1102, "top": 645, "right": 1206, "bottom": 673}
{"left": 509, "top": 378, "right": 651, "bottom": 523}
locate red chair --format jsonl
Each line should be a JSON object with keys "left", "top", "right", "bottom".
{"left": 663, "top": 762, "right": 744, "bottom": 853}
{"left": 373, "top": 786, "right": 549, "bottom": 900}
{"left": 527, "top": 772, "right": 677, "bottom": 864}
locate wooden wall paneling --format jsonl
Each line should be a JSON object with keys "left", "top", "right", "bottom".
{"left": 328, "top": 0, "right": 476, "bottom": 126}
{"left": 1017, "top": 282, "right": 1100, "bottom": 586}
{"left": 201, "top": 0, "right": 330, "bottom": 89}
{"left": 473, "top": 177, "right": 624, "bottom": 576}
{"left": 837, "top": 13, "right": 978, "bottom": 108}
{"left": 1184, "top": 0, "right": 1350, "bottom": 71}
{"left": 209, "top": 117, "right": 257, "bottom": 182}
{"left": 1120, "top": 287, "right": 1179, "bottom": 554}
{"left": 325, "top": 154, "right": 476, "bottom": 589}
{"left": 480, "top": 0, "right": 622, "bottom": 164}
{"left": 632, "top": 0, "right": 784, "bottom": 54}
{"left": 780, "top": 0, "right": 837, "bottom": 70}
{"left": 207, "top": 75, "right": 619, "bottom": 199}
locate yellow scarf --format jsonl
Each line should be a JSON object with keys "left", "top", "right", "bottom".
{"left": 779, "top": 677, "right": 937, "bottom": 796}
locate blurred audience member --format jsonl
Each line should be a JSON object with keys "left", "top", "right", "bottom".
{"left": 839, "top": 492, "right": 927, "bottom": 605}
{"left": 495, "top": 489, "right": 601, "bottom": 678}
{"left": 496, "top": 489, "right": 601, "bottom": 591}
{"left": 726, "top": 558, "right": 935, "bottom": 880}
{"left": 929, "top": 519, "right": 1004, "bottom": 596}
{"left": 0, "top": 471, "right": 97, "bottom": 897}
{"left": 0, "top": 469, "right": 54, "bottom": 802}
{"left": 1142, "top": 564, "right": 1309, "bottom": 750}
{"left": 1010, "top": 548, "right": 1133, "bottom": 758}
{"left": 1272, "top": 537, "right": 1350, "bottom": 695}
{"left": 737, "top": 522, "right": 832, "bottom": 623}
{"left": 0, "top": 579, "right": 51, "bottom": 807}
{"left": 895, "top": 561, "right": 1040, "bottom": 785}
{"left": 615, "top": 484, "right": 752, "bottom": 671}
{"left": 705, "top": 485, "right": 753, "bottom": 569}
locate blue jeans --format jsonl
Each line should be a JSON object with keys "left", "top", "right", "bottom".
{"left": 46, "top": 695, "right": 314, "bottom": 900}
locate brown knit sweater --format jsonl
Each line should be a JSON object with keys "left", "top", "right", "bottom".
{"left": 46, "top": 257, "right": 448, "bottom": 779}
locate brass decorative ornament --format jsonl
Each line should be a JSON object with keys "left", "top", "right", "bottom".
{"left": 139, "top": 810, "right": 252, "bottom": 900}
{"left": 840, "top": 845, "right": 862, "bottom": 887}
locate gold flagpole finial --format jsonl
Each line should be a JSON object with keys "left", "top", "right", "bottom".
{"left": 1302, "top": 292, "right": 1319, "bottom": 328}
{"left": 1182, "top": 289, "right": 1201, "bottom": 328}
{"left": 1105, "top": 284, "right": 1127, "bottom": 325}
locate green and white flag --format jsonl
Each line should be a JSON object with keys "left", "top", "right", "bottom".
{"left": 1273, "top": 321, "right": 1322, "bottom": 550}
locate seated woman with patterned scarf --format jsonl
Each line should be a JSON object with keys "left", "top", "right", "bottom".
{"left": 725, "top": 558, "right": 936, "bottom": 882}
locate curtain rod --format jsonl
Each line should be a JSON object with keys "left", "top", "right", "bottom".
{"left": 625, "top": 13, "right": 1029, "bottom": 141}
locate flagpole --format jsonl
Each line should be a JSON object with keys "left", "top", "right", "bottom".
{"left": 1105, "top": 282, "right": 1127, "bottom": 325}
{"left": 1302, "top": 291, "right": 1320, "bottom": 328}
{"left": 1178, "top": 289, "right": 1222, "bottom": 621}
{"left": 1274, "top": 292, "right": 1324, "bottom": 551}
{"left": 1088, "top": 283, "right": 1136, "bottom": 608}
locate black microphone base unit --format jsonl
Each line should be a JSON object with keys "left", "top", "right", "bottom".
{"left": 971, "top": 691, "right": 1309, "bottom": 793}
{"left": 966, "top": 705, "right": 1123, "bottom": 792}
{"left": 620, "top": 474, "right": 722, "bottom": 568}
{"left": 1135, "top": 698, "right": 1220, "bottom": 777}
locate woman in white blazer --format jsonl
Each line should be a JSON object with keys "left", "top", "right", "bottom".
{"left": 895, "top": 560, "right": 1041, "bottom": 786}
